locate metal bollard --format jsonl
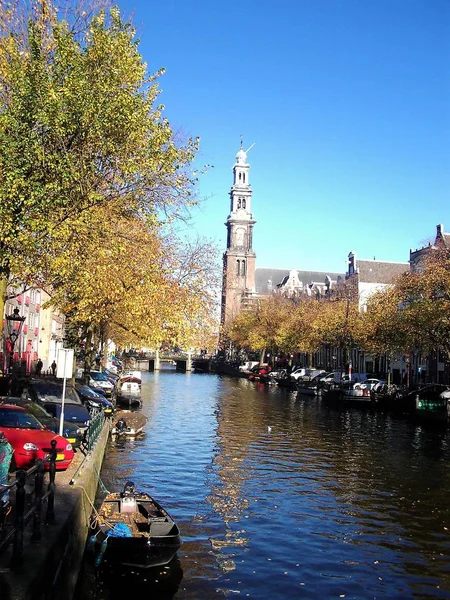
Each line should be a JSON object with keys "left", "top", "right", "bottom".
{"left": 45, "top": 440, "right": 57, "bottom": 525}
{"left": 31, "top": 459, "right": 44, "bottom": 541}
{"left": 10, "top": 469, "right": 26, "bottom": 568}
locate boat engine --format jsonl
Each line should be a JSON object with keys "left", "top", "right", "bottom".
{"left": 115, "top": 418, "right": 128, "bottom": 432}
{"left": 120, "top": 481, "right": 137, "bottom": 513}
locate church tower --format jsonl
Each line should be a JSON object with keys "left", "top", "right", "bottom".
{"left": 221, "top": 143, "right": 256, "bottom": 326}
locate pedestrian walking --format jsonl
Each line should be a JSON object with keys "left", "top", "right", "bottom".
{"left": 51, "top": 360, "right": 57, "bottom": 376}
{"left": 35, "top": 358, "right": 43, "bottom": 376}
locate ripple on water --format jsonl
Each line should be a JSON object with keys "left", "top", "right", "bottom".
{"left": 84, "top": 372, "right": 450, "bottom": 600}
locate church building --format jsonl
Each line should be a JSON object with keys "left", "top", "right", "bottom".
{"left": 221, "top": 144, "right": 344, "bottom": 326}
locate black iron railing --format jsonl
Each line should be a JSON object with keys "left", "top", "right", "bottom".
{"left": 0, "top": 440, "right": 57, "bottom": 568}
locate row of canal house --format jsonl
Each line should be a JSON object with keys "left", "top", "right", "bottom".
{"left": 1, "top": 284, "right": 65, "bottom": 376}
{"left": 260, "top": 224, "right": 450, "bottom": 386}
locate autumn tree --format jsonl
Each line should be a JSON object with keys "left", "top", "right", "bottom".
{"left": 360, "top": 286, "right": 410, "bottom": 357}
{"left": 0, "top": 0, "right": 198, "bottom": 317}
{"left": 391, "top": 247, "right": 450, "bottom": 358}
{"left": 224, "top": 295, "right": 288, "bottom": 362}
{"left": 0, "top": 0, "right": 222, "bottom": 357}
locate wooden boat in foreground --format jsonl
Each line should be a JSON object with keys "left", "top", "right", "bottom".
{"left": 91, "top": 481, "right": 181, "bottom": 569}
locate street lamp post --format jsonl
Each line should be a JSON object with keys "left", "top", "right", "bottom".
{"left": 5, "top": 307, "right": 26, "bottom": 375}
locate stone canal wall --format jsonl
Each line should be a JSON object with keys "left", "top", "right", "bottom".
{"left": 0, "top": 420, "right": 110, "bottom": 600}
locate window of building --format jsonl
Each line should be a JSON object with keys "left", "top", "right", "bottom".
{"left": 236, "top": 260, "right": 240, "bottom": 275}
{"left": 241, "top": 261, "right": 246, "bottom": 276}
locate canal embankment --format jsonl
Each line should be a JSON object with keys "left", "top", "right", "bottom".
{"left": 0, "top": 419, "right": 110, "bottom": 600}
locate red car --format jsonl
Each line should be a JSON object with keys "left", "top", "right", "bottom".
{"left": 0, "top": 404, "right": 74, "bottom": 471}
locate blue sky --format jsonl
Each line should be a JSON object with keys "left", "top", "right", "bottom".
{"left": 119, "top": 0, "right": 449, "bottom": 274}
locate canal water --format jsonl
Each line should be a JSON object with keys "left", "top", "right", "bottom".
{"left": 75, "top": 368, "right": 450, "bottom": 599}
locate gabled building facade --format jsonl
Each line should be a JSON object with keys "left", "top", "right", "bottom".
{"left": 2, "top": 285, "right": 64, "bottom": 376}
{"left": 345, "top": 251, "right": 409, "bottom": 311}
{"left": 410, "top": 223, "right": 450, "bottom": 272}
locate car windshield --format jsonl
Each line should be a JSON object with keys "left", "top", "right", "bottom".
{"left": 32, "top": 382, "right": 81, "bottom": 403}
{"left": 20, "top": 402, "right": 50, "bottom": 418}
{"left": 43, "top": 403, "right": 89, "bottom": 422}
{"left": 76, "top": 384, "right": 100, "bottom": 398}
{"left": 90, "top": 372, "right": 109, "bottom": 383}
{"left": 0, "top": 408, "right": 43, "bottom": 429}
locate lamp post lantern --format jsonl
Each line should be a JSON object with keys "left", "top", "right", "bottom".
{"left": 5, "top": 307, "right": 26, "bottom": 374}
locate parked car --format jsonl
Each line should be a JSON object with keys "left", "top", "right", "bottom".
{"left": 0, "top": 397, "right": 84, "bottom": 448}
{"left": 291, "top": 368, "right": 326, "bottom": 381}
{"left": 360, "top": 378, "right": 385, "bottom": 391}
{"left": 87, "top": 371, "right": 115, "bottom": 398}
{"left": 105, "top": 360, "right": 122, "bottom": 375}
{"left": 298, "top": 369, "right": 327, "bottom": 382}
{"left": 39, "top": 403, "right": 91, "bottom": 433}
{"left": 339, "top": 373, "right": 369, "bottom": 384}
{"left": 101, "top": 368, "right": 120, "bottom": 385}
{"left": 15, "top": 378, "right": 83, "bottom": 406}
{"left": 0, "top": 404, "right": 74, "bottom": 471}
{"left": 239, "top": 361, "right": 260, "bottom": 372}
{"left": 75, "top": 383, "right": 114, "bottom": 416}
{"left": 13, "top": 379, "right": 91, "bottom": 432}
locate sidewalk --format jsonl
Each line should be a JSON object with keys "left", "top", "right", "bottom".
{"left": 0, "top": 422, "right": 110, "bottom": 600}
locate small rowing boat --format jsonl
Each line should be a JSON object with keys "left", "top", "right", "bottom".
{"left": 90, "top": 481, "right": 181, "bottom": 569}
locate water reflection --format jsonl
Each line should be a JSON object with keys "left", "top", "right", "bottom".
{"left": 77, "top": 372, "right": 450, "bottom": 599}
{"left": 76, "top": 555, "right": 183, "bottom": 600}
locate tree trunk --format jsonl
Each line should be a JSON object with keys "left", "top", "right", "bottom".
{"left": 259, "top": 347, "right": 266, "bottom": 365}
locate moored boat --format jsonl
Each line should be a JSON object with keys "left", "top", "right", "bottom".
{"left": 90, "top": 481, "right": 181, "bottom": 569}
{"left": 116, "top": 372, "right": 142, "bottom": 407}
{"left": 342, "top": 382, "right": 372, "bottom": 405}
{"left": 111, "top": 410, "right": 148, "bottom": 436}
{"left": 296, "top": 381, "right": 321, "bottom": 396}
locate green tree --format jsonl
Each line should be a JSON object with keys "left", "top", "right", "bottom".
{"left": 0, "top": 0, "right": 198, "bottom": 317}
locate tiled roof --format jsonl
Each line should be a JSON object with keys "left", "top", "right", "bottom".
{"left": 255, "top": 268, "right": 344, "bottom": 295}
{"left": 352, "top": 260, "right": 409, "bottom": 284}
{"left": 442, "top": 233, "right": 450, "bottom": 247}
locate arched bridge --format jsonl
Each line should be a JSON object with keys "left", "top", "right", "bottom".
{"left": 130, "top": 352, "right": 211, "bottom": 373}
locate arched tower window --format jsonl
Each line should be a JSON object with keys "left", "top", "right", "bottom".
{"left": 242, "top": 198, "right": 246, "bottom": 209}
{"left": 241, "top": 261, "right": 246, "bottom": 276}
{"left": 236, "top": 260, "right": 240, "bottom": 275}
{"left": 239, "top": 172, "right": 242, "bottom": 182}
{"left": 243, "top": 173, "right": 246, "bottom": 183}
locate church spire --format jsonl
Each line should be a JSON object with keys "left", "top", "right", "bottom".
{"left": 221, "top": 143, "right": 257, "bottom": 325}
